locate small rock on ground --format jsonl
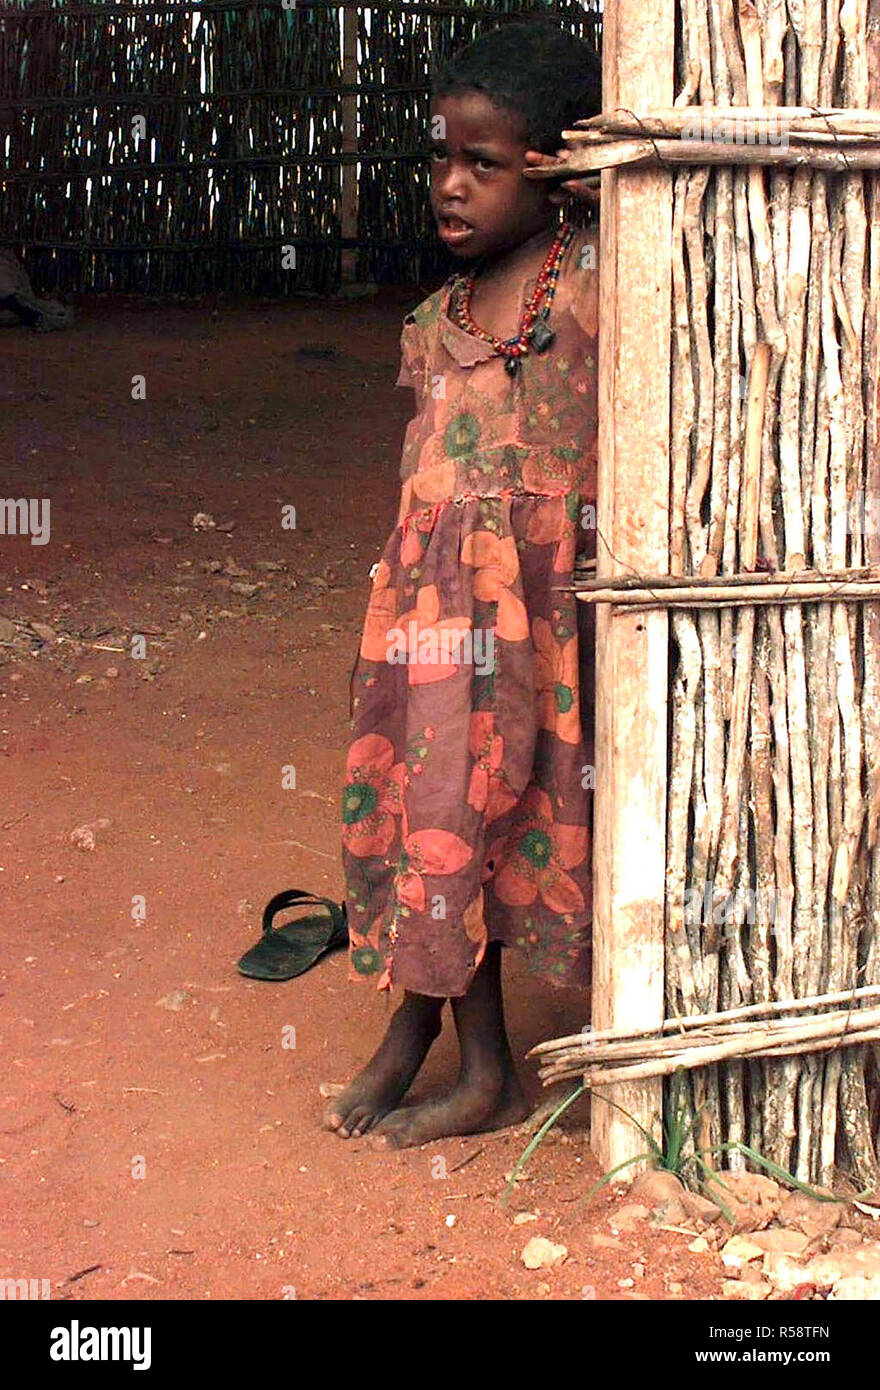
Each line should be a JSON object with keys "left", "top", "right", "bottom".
{"left": 521, "top": 1236, "right": 567, "bottom": 1270}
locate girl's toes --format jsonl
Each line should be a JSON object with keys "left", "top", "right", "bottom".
{"left": 348, "top": 1109, "right": 375, "bottom": 1138}
{"left": 339, "top": 1105, "right": 370, "bottom": 1138}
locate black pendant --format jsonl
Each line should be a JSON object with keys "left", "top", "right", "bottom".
{"left": 530, "top": 316, "right": 555, "bottom": 354}
{"left": 504, "top": 354, "right": 520, "bottom": 377}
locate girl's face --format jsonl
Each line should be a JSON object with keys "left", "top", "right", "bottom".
{"left": 428, "top": 91, "right": 556, "bottom": 261}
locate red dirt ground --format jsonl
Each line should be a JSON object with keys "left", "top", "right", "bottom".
{"left": 0, "top": 291, "right": 726, "bottom": 1301}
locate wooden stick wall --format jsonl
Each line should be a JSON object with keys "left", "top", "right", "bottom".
{"left": 659, "top": 0, "right": 880, "bottom": 1187}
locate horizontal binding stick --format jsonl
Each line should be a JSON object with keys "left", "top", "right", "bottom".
{"left": 572, "top": 585, "right": 880, "bottom": 607}
{"left": 525, "top": 138, "right": 880, "bottom": 176}
{"left": 571, "top": 563, "right": 880, "bottom": 589}
{"left": 569, "top": 105, "right": 880, "bottom": 139}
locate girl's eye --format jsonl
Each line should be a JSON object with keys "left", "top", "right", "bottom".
{"left": 429, "top": 148, "right": 447, "bottom": 162}
{"left": 475, "top": 158, "right": 494, "bottom": 171}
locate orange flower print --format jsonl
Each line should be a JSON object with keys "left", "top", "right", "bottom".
{"left": 491, "top": 788, "right": 587, "bottom": 915}
{"left": 394, "top": 816, "right": 473, "bottom": 912}
{"left": 532, "top": 616, "right": 581, "bottom": 744}
{"left": 460, "top": 530, "right": 529, "bottom": 642}
{"left": 553, "top": 531, "right": 576, "bottom": 575}
{"left": 342, "top": 733, "right": 406, "bottom": 858}
{"left": 467, "top": 711, "right": 518, "bottom": 822}
{"left": 462, "top": 889, "right": 488, "bottom": 971}
{"left": 360, "top": 559, "right": 399, "bottom": 663}
{"left": 393, "top": 583, "right": 471, "bottom": 685}
{"left": 524, "top": 497, "right": 577, "bottom": 574}
{"left": 400, "top": 506, "right": 437, "bottom": 568}
{"left": 396, "top": 475, "right": 415, "bottom": 526}
{"left": 524, "top": 497, "right": 565, "bottom": 546}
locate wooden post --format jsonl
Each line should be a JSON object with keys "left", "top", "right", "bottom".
{"left": 589, "top": 0, "right": 675, "bottom": 1172}
{"left": 340, "top": 3, "right": 359, "bottom": 286}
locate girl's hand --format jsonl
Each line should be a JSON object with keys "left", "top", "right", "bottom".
{"left": 523, "top": 149, "right": 600, "bottom": 209}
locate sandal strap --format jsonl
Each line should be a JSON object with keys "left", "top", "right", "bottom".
{"left": 261, "top": 889, "right": 344, "bottom": 936}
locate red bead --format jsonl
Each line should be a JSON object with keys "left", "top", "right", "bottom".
{"left": 452, "top": 224, "right": 573, "bottom": 362}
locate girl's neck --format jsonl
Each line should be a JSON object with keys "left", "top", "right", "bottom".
{"left": 475, "top": 220, "right": 561, "bottom": 281}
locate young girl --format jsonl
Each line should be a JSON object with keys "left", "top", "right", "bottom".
{"left": 328, "top": 20, "right": 601, "bottom": 1149}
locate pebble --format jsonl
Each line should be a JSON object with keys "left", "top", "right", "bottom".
{"left": 521, "top": 1236, "right": 567, "bottom": 1270}
{"left": 682, "top": 1192, "right": 723, "bottom": 1224}
{"left": 778, "top": 1188, "right": 842, "bottom": 1240}
{"left": 721, "top": 1234, "right": 765, "bottom": 1267}
{"left": 830, "top": 1229, "right": 865, "bottom": 1249}
{"left": 649, "top": 1197, "right": 690, "bottom": 1226}
{"left": 609, "top": 1202, "right": 650, "bottom": 1233}
{"left": 747, "top": 1228, "right": 810, "bottom": 1256}
{"left": 630, "top": 1170, "right": 685, "bottom": 1205}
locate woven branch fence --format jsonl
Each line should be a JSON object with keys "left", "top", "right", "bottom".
{"left": 534, "top": 0, "right": 880, "bottom": 1191}
{"left": 0, "top": 0, "right": 601, "bottom": 296}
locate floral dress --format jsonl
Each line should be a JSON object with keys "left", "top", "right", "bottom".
{"left": 341, "top": 226, "right": 599, "bottom": 997}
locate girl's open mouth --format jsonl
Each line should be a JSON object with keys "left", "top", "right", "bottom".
{"left": 438, "top": 214, "right": 475, "bottom": 244}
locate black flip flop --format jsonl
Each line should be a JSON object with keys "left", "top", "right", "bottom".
{"left": 237, "top": 889, "right": 349, "bottom": 981}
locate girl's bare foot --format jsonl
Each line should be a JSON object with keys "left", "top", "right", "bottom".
{"left": 369, "top": 942, "right": 527, "bottom": 1148}
{"left": 368, "top": 1057, "right": 527, "bottom": 1149}
{"left": 323, "top": 992, "right": 443, "bottom": 1138}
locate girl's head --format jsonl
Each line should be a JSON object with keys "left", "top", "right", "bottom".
{"left": 428, "top": 20, "right": 601, "bottom": 261}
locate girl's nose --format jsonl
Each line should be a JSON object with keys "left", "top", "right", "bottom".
{"left": 433, "top": 160, "right": 467, "bottom": 201}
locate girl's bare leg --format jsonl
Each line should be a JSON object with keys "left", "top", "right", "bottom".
{"left": 368, "top": 943, "right": 528, "bottom": 1149}
{"left": 323, "top": 991, "right": 444, "bottom": 1138}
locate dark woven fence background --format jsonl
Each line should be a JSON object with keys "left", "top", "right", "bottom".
{"left": 0, "top": 0, "right": 602, "bottom": 296}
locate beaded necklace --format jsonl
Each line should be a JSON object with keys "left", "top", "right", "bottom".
{"left": 450, "top": 221, "right": 574, "bottom": 377}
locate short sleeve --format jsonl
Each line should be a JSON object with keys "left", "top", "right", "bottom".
{"left": 395, "top": 314, "right": 423, "bottom": 391}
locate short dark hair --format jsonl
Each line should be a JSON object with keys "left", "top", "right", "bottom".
{"left": 430, "top": 19, "right": 602, "bottom": 154}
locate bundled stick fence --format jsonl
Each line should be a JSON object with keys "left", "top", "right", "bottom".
{"left": 0, "top": 0, "right": 600, "bottom": 296}
{"left": 532, "top": 0, "right": 880, "bottom": 1190}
